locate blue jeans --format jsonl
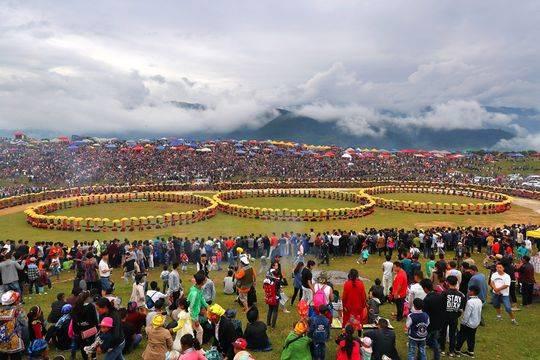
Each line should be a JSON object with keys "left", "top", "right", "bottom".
{"left": 408, "top": 339, "right": 426, "bottom": 360}
{"left": 312, "top": 342, "right": 326, "bottom": 360}
{"left": 104, "top": 341, "right": 125, "bottom": 360}
{"left": 100, "top": 277, "right": 111, "bottom": 292}
{"left": 1, "top": 282, "right": 22, "bottom": 297}
{"left": 426, "top": 330, "right": 440, "bottom": 360}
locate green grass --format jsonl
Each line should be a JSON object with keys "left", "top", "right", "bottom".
{"left": 459, "top": 158, "right": 540, "bottom": 176}
{"left": 377, "top": 193, "right": 485, "bottom": 204}
{"left": 28, "top": 252, "right": 540, "bottom": 360}
{"left": 52, "top": 201, "right": 203, "bottom": 219}
{"left": 227, "top": 196, "right": 360, "bottom": 209}
{"left": 1, "top": 202, "right": 539, "bottom": 243}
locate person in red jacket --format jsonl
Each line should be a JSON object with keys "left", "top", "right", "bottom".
{"left": 342, "top": 268, "right": 367, "bottom": 331}
{"left": 392, "top": 261, "right": 408, "bottom": 321}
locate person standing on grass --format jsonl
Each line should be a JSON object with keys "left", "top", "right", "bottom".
{"left": 439, "top": 275, "right": 465, "bottom": 357}
{"left": 421, "top": 279, "right": 444, "bottom": 360}
{"left": 0, "top": 253, "right": 25, "bottom": 296}
{"left": 391, "top": 261, "right": 407, "bottom": 321}
{"left": 455, "top": 285, "right": 483, "bottom": 358}
{"left": 490, "top": 262, "right": 518, "bottom": 325}
{"left": 99, "top": 252, "right": 112, "bottom": 292}
{"left": 517, "top": 255, "right": 535, "bottom": 307}
{"left": 406, "top": 298, "right": 429, "bottom": 360}
{"left": 342, "top": 268, "right": 367, "bottom": 328}
{"left": 300, "top": 260, "right": 316, "bottom": 306}
{"left": 290, "top": 262, "right": 304, "bottom": 306}
{"left": 382, "top": 255, "right": 394, "bottom": 298}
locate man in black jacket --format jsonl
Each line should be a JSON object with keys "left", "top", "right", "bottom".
{"left": 421, "top": 279, "right": 444, "bottom": 360}
{"left": 364, "top": 318, "right": 400, "bottom": 360}
{"left": 208, "top": 303, "right": 239, "bottom": 360}
{"left": 47, "top": 292, "right": 66, "bottom": 324}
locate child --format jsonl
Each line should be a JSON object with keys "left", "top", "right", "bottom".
{"left": 361, "top": 247, "right": 370, "bottom": 264}
{"left": 360, "top": 337, "right": 373, "bottom": 360}
{"left": 84, "top": 317, "right": 115, "bottom": 356}
{"left": 27, "top": 257, "right": 40, "bottom": 296}
{"left": 174, "top": 333, "right": 205, "bottom": 360}
{"left": 405, "top": 298, "right": 429, "bottom": 360}
{"left": 38, "top": 261, "right": 51, "bottom": 295}
{"left": 308, "top": 305, "right": 330, "bottom": 360}
{"left": 455, "top": 285, "right": 483, "bottom": 358}
{"left": 180, "top": 252, "right": 189, "bottom": 272}
{"left": 232, "top": 338, "right": 255, "bottom": 360}
{"left": 172, "top": 298, "right": 194, "bottom": 350}
{"left": 160, "top": 266, "right": 170, "bottom": 292}
{"left": 244, "top": 306, "right": 272, "bottom": 352}
{"left": 330, "top": 290, "right": 343, "bottom": 328}
{"left": 50, "top": 255, "right": 61, "bottom": 280}
{"left": 336, "top": 324, "right": 361, "bottom": 360}
{"left": 367, "top": 291, "right": 381, "bottom": 324}
{"left": 369, "top": 278, "right": 385, "bottom": 303}
{"left": 263, "top": 268, "right": 280, "bottom": 328}
{"left": 216, "top": 249, "right": 223, "bottom": 271}
{"left": 259, "top": 256, "right": 268, "bottom": 274}
{"left": 28, "top": 305, "right": 48, "bottom": 359}
{"left": 223, "top": 270, "right": 236, "bottom": 295}
{"left": 210, "top": 254, "right": 218, "bottom": 271}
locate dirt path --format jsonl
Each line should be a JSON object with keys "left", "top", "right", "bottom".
{"left": 511, "top": 197, "right": 540, "bottom": 214}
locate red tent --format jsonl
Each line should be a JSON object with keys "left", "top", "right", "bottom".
{"left": 323, "top": 151, "right": 335, "bottom": 158}
{"left": 132, "top": 145, "right": 144, "bottom": 152}
{"left": 399, "top": 149, "right": 417, "bottom": 154}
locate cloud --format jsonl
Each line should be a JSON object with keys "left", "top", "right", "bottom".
{"left": 297, "top": 100, "right": 515, "bottom": 136}
{"left": 0, "top": 1, "right": 539, "bottom": 141}
{"left": 494, "top": 133, "right": 540, "bottom": 151}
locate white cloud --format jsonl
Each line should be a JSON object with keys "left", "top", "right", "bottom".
{"left": 0, "top": 1, "right": 538, "bottom": 140}
{"left": 494, "top": 133, "right": 540, "bottom": 151}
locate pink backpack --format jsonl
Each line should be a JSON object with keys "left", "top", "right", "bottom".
{"left": 313, "top": 285, "right": 327, "bottom": 307}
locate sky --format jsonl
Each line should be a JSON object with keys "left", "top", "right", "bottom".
{"left": 0, "top": 1, "right": 539, "bottom": 149}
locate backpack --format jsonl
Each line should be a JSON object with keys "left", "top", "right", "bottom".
{"left": 0, "top": 307, "right": 24, "bottom": 353}
{"left": 263, "top": 281, "right": 278, "bottom": 306}
{"left": 205, "top": 346, "right": 223, "bottom": 360}
{"left": 310, "top": 316, "right": 329, "bottom": 344}
{"left": 313, "top": 285, "right": 327, "bottom": 308}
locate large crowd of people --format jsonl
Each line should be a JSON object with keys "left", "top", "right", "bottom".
{"left": 1, "top": 138, "right": 539, "bottom": 197}
{"left": 0, "top": 223, "right": 539, "bottom": 359}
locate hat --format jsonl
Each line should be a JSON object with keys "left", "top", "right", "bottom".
{"left": 61, "top": 304, "right": 73, "bottom": 314}
{"left": 208, "top": 303, "right": 226, "bottom": 317}
{"left": 317, "top": 271, "right": 329, "bottom": 283}
{"left": 29, "top": 257, "right": 36, "bottom": 262}
{"left": 152, "top": 314, "right": 166, "bottom": 328}
{"left": 232, "top": 338, "right": 247, "bottom": 350}
{"left": 240, "top": 255, "right": 250, "bottom": 265}
{"left": 100, "top": 317, "right": 114, "bottom": 328}
{"left": 294, "top": 321, "right": 307, "bottom": 335}
{"left": 236, "top": 247, "right": 244, "bottom": 254}
{"left": 1, "top": 290, "right": 20, "bottom": 306}
{"left": 458, "top": 242, "right": 462, "bottom": 245}
{"left": 361, "top": 337, "right": 372, "bottom": 347}
{"left": 495, "top": 254, "right": 503, "bottom": 259}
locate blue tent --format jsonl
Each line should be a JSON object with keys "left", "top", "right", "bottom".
{"left": 68, "top": 145, "right": 79, "bottom": 151}
{"left": 105, "top": 144, "right": 117, "bottom": 149}
{"left": 509, "top": 153, "right": 524, "bottom": 158}
{"left": 156, "top": 145, "right": 165, "bottom": 151}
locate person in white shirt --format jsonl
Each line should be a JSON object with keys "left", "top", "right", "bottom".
{"left": 146, "top": 280, "right": 167, "bottom": 309}
{"left": 455, "top": 285, "right": 483, "bottom": 357}
{"left": 407, "top": 271, "right": 427, "bottom": 305}
{"left": 99, "top": 252, "right": 112, "bottom": 291}
{"left": 524, "top": 238, "right": 532, "bottom": 252}
{"left": 490, "top": 263, "right": 517, "bottom": 324}
{"left": 381, "top": 255, "right": 394, "bottom": 296}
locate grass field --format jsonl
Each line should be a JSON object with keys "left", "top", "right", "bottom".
{"left": 1, "top": 191, "right": 540, "bottom": 359}
{"left": 377, "top": 193, "right": 485, "bottom": 204}
{"left": 26, "top": 252, "right": 540, "bottom": 360}
{"left": 1, "top": 192, "right": 539, "bottom": 243}
{"left": 227, "top": 196, "right": 358, "bottom": 209}
{"left": 53, "top": 201, "right": 203, "bottom": 218}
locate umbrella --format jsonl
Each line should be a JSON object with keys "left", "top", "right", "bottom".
{"left": 196, "top": 147, "right": 212, "bottom": 153}
{"left": 341, "top": 153, "right": 352, "bottom": 159}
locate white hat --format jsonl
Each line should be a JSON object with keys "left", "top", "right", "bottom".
{"left": 1, "top": 290, "right": 20, "bottom": 306}
{"left": 240, "top": 255, "right": 250, "bottom": 265}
